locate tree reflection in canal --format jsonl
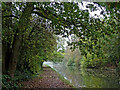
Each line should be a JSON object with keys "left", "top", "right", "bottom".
{"left": 44, "top": 61, "right": 120, "bottom": 88}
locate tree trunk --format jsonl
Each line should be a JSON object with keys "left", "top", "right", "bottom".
{"left": 2, "top": 42, "right": 6, "bottom": 74}
{"left": 40, "top": 61, "right": 44, "bottom": 70}
{"left": 7, "top": 3, "right": 34, "bottom": 78}
{"left": 8, "top": 35, "right": 21, "bottom": 78}
{"left": 2, "top": 41, "right": 12, "bottom": 74}
{"left": 2, "top": 2, "right": 13, "bottom": 74}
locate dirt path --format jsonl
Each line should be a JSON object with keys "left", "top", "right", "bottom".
{"left": 22, "top": 67, "right": 73, "bottom": 88}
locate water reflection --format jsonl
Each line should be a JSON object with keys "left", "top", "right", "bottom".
{"left": 43, "top": 61, "right": 120, "bottom": 88}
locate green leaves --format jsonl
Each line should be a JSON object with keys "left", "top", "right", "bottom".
{"left": 2, "top": 2, "right": 120, "bottom": 75}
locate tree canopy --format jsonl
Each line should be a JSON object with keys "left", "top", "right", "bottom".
{"left": 2, "top": 1, "right": 120, "bottom": 78}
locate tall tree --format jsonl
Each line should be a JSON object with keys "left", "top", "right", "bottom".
{"left": 2, "top": 2, "right": 120, "bottom": 77}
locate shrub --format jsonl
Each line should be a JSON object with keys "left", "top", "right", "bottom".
{"left": 81, "top": 53, "right": 106, "bottom": 68}
{"left": 2, "top": 74, "right": 19, "bottom": 89}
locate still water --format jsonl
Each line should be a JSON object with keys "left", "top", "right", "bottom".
{"left": 44, "top": 61, "right": 120, "bottom": 88}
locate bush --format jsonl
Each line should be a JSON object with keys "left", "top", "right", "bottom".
{"left": 50, "top": 51, "right": 64, "bottom": 62}
{"left": 81, "top": 53, "right": 107, "bottom": 68}
{"left": 2, "top": 74, "right": 19, "bottom": 89}
{"left": 28, "top": 55, "right": 44, "bottom": 74}
{"left": 2, "top": 70, "right": 38, "bottom": 89}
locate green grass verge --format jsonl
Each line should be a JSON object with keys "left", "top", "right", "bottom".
{"left": 43, "top": 64, "right": 51, "bottom": 68}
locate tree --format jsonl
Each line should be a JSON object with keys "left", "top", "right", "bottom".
{"left": 18, "top": 15, "right": 57, "bottom": 73}
{"left": 2, "top": 2, "right": 120, "bottom": 77}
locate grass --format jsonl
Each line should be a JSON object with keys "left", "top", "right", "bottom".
{"left": 43, "top": 64, "right": 51, "bottom": 68}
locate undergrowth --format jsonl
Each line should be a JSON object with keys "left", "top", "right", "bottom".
{"left": 2, "top": 70, "right": 42, "bottom": 90}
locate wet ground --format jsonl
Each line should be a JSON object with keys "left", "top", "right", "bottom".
{"left": 22, "top": 67, "right": 73, "bottom": 88}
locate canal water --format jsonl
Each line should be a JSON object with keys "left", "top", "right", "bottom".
{"left": 44, "top": 61, "right": 120, "bottom": 88}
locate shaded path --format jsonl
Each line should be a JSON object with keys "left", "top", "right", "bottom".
{"left": 22, "top": 67, "right": 73, "bottom": 88}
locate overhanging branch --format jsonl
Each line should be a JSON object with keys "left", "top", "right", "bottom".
{"left": 3, "top": 15, "right": 19, "bottom": 19}
{"left": 33, "top": 7, "right": 78, "bottom": 31}
{"left": 32, "top": 11, "right": 49, "bottom": 20}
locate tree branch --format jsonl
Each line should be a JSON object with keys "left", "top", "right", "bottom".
{"left": 33, "top": 7, "right": 79, "bottom": 32}
{"left": 32, "top": 11, "right": 49, "bottom": 20}
{"left": 3, "top": 15, "right": 19, "bottom": 19}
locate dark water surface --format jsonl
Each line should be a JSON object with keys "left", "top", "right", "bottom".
{"left": 44, "top": 62, "right": 120, "bottom": 88}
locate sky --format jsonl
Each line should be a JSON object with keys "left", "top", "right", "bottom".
{"left": 78, "top": 1, "right": 106, "bottom": 18}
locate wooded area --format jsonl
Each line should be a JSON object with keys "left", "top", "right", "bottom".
{"left": 2, "top": 1, "right": 120, "bottom": 89}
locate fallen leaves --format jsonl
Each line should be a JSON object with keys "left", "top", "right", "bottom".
{"left": 22, "top": 67, "right": 72, "bottom": 88}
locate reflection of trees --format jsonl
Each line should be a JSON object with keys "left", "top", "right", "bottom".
{"left": 53, "top": 63, "right": 119, "bottom": 88}
{"left": 54, "top": 64, "right": 85, "bottom": 87}
{"left": 81, "top": 69, "right": 119, "bottom": 88}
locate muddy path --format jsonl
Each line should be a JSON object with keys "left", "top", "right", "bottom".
{"left": 22, "top": 67, "right": 73, "bottom": 88}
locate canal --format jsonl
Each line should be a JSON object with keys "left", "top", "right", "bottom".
{"left": 44, "top": 61, "right": 120, "bottom": 88}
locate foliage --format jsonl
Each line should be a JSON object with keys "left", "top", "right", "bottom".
{"left": 27, "top": 55, "right": 44, "bottom": 73}
{"left": 80, "top": 53, "right": 107, "bottom": 68}
{"left": 65, "top": 2, "right": 120, "bottom": 68}
{"left": 64, "top": 47, "right": 81, "bottom": 66}
{"left": 50, "top": 51, "right": 64, "bottom": 62}
{"left": 2, "top": 74, "right": 19, "bottom": 89}
{"left": 2, "top": 69, "right": 40, "bottom": 89}
{"left": 100, "top": 33, "right": 120, "bottom": 67}
{"left": 2, "top": 1, "right": 120, "bottom": 84}
{"left": 2, "top": 75, "right": 19, "bottom": 89}
{"left": 17, "top": 15, "right": 57, "bottom": 74}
